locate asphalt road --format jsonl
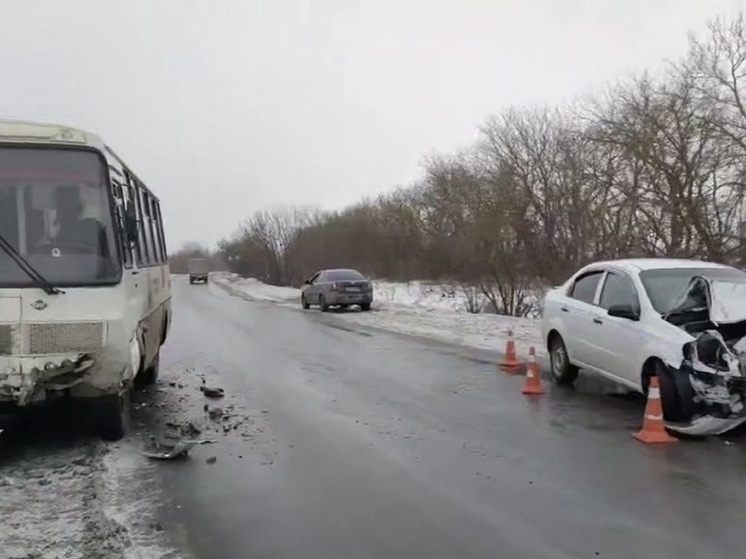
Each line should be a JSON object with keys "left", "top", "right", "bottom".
{"left": 143, "top": 277, "right": 746, "bottom": 559}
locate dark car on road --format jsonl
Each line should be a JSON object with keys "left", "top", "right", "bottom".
{"left": 301, "top": 268, "right": 373, "bottom": 311}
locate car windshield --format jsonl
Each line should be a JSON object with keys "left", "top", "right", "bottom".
{"left": 0, "top": 146, "right": 120, "bottom": 287}
{"left": 639, "top": 267, "right": 746, "bottom": 314}
{"left": 325, "top": 269, "right": 365, "bottom": 281}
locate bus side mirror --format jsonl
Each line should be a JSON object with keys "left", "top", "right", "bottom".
{"left": 125, "top": 205, "right": 138, "bottom": 246}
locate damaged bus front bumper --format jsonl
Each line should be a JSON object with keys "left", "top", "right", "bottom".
{"left": 0, "top": 354, "right": 99, "bottom": 405}
{"left": 0, "top": 320, "right": 137, "bottom": 407}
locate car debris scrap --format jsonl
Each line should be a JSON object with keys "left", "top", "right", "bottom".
{"left": 200, "top": 386, "right": 225, "bottom": 398}
{"left": 142, "top": 439, "right": 196, "bottom": 460}
{"left": 142, "top": 436, "right": 217, "bottom": 460}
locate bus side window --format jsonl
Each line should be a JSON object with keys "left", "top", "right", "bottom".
{"left": 143, "top": 192, "right": 159, "bottom": 264}
{"left": 124, "top": 176, "right": 142, "bottom": 266}
{"left": 154, "top": 200, "right": 167, "bottom": 260}
{"left": 134, "top": 183, "right": 151, "bottom": 265}
{"left": 150, "top": 198, "right": 164, "bottom": 263}
{"left": 111, "top": 180, "right": 132, "bottom": 268}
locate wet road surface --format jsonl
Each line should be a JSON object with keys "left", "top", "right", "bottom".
{"left": 147, "top": 277, "right": 746, "bottom": 559}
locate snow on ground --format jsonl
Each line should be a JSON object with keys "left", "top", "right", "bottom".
{"left": 219, "top": 274, "right": 300, "bottom": 303}
{"left": 213, "top": 273, "right": 544, "bottom": 357}
{"left": 0, "top": 439, "right": 180, "bottom": 559}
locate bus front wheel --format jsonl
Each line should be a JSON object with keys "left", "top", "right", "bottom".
{"left": 135, "top": 352, "right": 160, "bottom": 388}
{"left": 92, "top": 390, "right": 130, "bottom": 442}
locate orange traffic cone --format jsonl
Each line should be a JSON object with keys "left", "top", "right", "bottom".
{"left": 632, "top": 376, "right": 677, "bottom": 444}
{"left": 499, "top": 330, "right": 523, "bottom": 374}
{"left": 522, "top": 347, "right": 544, "bottom": 395}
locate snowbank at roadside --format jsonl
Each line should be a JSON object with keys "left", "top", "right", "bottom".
{"left": 211, "top": 273, "right": 544, "bottom": 357}
{"left": 217, "top": 273, "right": 299, "bottom": 303}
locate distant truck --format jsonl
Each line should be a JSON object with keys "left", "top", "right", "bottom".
{"left": 188, "top": 258, "right": 209, "bottom": 284}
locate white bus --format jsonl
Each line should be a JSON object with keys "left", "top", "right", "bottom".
{"left": 0, "top": 120, "right": 171, "bottom": 440}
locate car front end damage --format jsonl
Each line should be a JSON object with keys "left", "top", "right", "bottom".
{"left": 669, "top": 330, "right": 746, "bottom": 435}
{"left": 663, "top": 274, "right": 746, "bottom": 436}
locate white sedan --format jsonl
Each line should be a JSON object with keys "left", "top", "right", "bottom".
{"left": 541, "top": 258, "right": 746, "bottom": 436}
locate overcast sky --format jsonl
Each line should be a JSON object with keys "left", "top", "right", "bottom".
{"left": 1, "top": 0, "right": 744, "bottom": 250}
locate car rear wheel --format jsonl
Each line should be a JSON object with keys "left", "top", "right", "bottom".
{"left": 549, "top": 334, "right": 579, "bottom": 385}
{"left": 302, "top": 295, "right": 310, "bottom": 310}
{"left": 360, "top": 302, "right": 371, "bottom": 311}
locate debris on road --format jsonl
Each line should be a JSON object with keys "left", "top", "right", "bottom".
{"left": 208, "top": 407, "right": 224, "bottom": 420}
{"left": 187, "top": 439, "right": 217, "bottom": 445}
{"left": 142, "top": 439, "right": 196, "bottom": 460}
{"left": 206, "top": 456, "right": 217, "bottom": 464}
{"left": 183, "top": 422, "right": 202, "bottom": 437}
{"left": 200, "top": 386, "right": 225, "bottom": 398}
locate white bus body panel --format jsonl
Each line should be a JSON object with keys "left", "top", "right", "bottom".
{"left": 0, "top": 266, "right": 171, "bottom": 404}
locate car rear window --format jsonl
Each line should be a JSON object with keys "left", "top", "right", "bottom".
{"left": 325, "top": 270, "right": 365, "bottom": 281}
{"left": 640, "top": 267, "right": 746, "bottom": 314}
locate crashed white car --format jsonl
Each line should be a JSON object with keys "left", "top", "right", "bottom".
{"left": 541, "top": 258, "right": 746, "bottom": 436}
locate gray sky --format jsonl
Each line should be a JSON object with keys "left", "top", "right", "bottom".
{"left": 1, "top": 0, "right": 744, "bottom": 250}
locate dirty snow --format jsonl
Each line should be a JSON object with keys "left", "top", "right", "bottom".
{"left": 0, "top": 439, "right": 180, "bottom": 559}
{"left": 0, "top": 353, "right": 274, "bottom": 559}
{"left": 216, "top": 274, "right": 300, "bottom": 303}
{"left": 213, "top": 273, "right": 544, "bottom": 357}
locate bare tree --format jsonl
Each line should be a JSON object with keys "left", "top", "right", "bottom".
{"left": 215, "top": 12, "right": 746, "bottom": 303}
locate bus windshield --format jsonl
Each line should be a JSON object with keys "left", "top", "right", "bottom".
{"left": 0, "top": 146, "right": 121, "bottom": 287}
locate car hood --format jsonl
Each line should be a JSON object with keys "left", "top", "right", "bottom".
{"left": 667, "top": 275, "right": 746, "bottom": 325}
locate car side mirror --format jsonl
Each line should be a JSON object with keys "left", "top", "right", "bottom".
{"left": 124, "top": 205, "right": 138, "bottom": 246}
{"left": 304, "top": 279, "right": 311, "bottom": 285}
{"left": 608, "top": 304, "right": 640, "bottom": 321}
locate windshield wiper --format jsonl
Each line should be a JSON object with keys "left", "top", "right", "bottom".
{"left": 0, "top": 232, "right": 63, "bottom": 295}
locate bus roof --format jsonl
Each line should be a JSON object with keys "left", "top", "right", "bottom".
{"left": 0, "top": 119, "right": 105, "bottom": 149}
{"left": 0, "top": 119, "right": 158, "bottom": 201}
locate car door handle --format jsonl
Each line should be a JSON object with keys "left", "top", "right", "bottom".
{"left": 561, "top": 307, "right": 569, "bottom": 313}
{"left": 593, "top": 317, "right": 603, "bottom": 325}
